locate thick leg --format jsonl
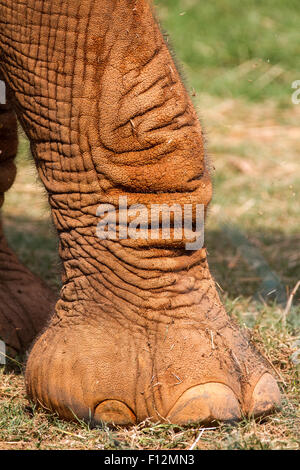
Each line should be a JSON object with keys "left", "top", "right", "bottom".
{"left": 0, "top": 99, "right": 55, "bottom": 355}
{"left": 0, "top": 0, "right": 280, "bottom": 424}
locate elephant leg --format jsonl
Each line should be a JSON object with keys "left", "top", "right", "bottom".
{"left": 0, "top": 98, "right": 55, "bottom": 356}
{"left": 0, "top": 0, "right": 280, "bottom": 424}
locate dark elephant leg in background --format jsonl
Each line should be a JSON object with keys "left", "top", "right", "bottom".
{"left": 0, "top": 98, "right": 17, "bottom": 207}
{"left": 0, "top": 97, "right": 55, "bottom": 355}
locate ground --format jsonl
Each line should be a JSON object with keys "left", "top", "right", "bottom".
{"left": 0, "top": 0, "right": 299, "bottom": 450}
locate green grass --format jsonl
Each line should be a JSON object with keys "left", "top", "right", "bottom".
{"left": 156, "top": 0, "right": 300, "bottom": 104}
{"left": 0, "top": 0, "right": 299, "bottom": 451}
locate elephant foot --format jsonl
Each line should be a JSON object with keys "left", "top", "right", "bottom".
{"left": 25, "top": 257, "right": 280, "bottom": 425}
{"left": 0, "top": 227, "right": 55, "bottom": 355}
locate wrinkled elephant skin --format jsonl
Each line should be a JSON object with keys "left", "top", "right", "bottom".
{"left": 0, "top": 0, "right": 280, "bottom": 425}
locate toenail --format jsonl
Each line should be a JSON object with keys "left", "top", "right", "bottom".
{"left": 166, "top": 383, "right": 241, "bottom": 425}
{"left": 93, "top": 400, "right": 137, "bottom": 426}
{"left": 249, "top": 373, "right": 281, "bottom": 418}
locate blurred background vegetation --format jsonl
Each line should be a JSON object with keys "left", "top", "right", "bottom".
{"left": 156, "top": 0, "right": 300, "bottom": 105}
{"left": 153, "top": 0, "right": 300, "bottom": 302}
